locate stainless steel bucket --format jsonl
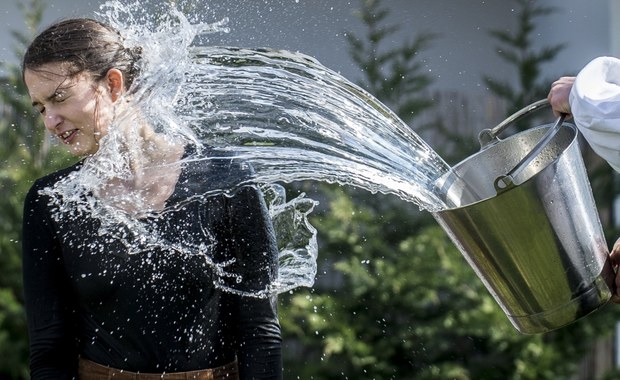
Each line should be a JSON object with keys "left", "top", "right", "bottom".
{"left": 433, "top": 100, "right": 615, "bottom": 334}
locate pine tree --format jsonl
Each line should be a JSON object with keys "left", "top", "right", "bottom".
{"left": 483, "top": 0, "right": 565, "bottom": 125}
{"left": 0, "top": 0, "right": 72, "bottom": 377}
{"left": 280, "top": 0, "right": 620, "bottom": 379}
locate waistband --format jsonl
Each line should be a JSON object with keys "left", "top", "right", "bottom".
{"left": 78, "top": 357, "right": 239, "bottom": 380}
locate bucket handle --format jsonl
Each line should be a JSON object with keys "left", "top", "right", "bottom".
{"left": 478, "top": 99, "right": 550, "bottom": 148}
{"left": 493, "top": 113, "right": 566, "bottom": 192}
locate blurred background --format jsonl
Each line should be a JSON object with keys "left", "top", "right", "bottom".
{"left": 2, "top": 0, "right": 620, "bottom": 379}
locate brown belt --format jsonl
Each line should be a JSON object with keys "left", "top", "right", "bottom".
{"left": 78, "top": 357, "right": 239, "bottom": 380}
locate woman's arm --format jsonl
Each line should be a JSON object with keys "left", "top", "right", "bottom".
{"left": 22, "top": 180, "right": 78, "bottom": 379}
{"left": 227, "top": 184, "right": 283, "bottom": 380}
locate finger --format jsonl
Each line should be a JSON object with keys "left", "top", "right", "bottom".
{"left": 610, "top": 238, "right": 620, "bottom": 262}
{"left": 613, "top": 237, "right": 620, "bottom": 251}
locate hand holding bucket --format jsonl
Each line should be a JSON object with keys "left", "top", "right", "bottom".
{"left": 433, "top": 99, "right": 615, "bottom": 334}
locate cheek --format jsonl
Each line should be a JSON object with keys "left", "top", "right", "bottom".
{"left": 90, "top": 98, "right": 114, "bottom": 134}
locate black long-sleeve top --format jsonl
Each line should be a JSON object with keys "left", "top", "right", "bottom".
{"left": 22, "top": 154, "right": 282, "bottom": 379}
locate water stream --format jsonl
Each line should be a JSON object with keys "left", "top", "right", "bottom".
{"left": 42, "top": 1, "right": 453, "bottom": 295}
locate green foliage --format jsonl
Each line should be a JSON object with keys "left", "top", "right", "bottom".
{"left": 483, "top": 0, "right": 565, "bottom": 124}
{"left": 282, "top": 187, "right": 514, "bottom": 379}
{"left": 0, "top": 0, "right": 73, "bottom": 377}
{"left": 344, "top": 0, "right": 476, "bottom": 164}
{"left": 280, "top": 0, "right": 620, "bottom": 379}
{"left": 345, "top": 0, "right": 436, "bottom": 126}
{"left": 282, "top": 186, "right": 616, "bottom": 379}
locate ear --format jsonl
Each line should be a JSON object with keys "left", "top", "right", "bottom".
{"left": 105, "top": 68, "right": 125, "bottom": 102}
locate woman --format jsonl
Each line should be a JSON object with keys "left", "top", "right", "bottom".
{"left": 21, "top": 18, "right": 282, "bottom": 378}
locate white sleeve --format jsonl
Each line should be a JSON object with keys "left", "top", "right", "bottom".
{"left": 570, "top": 56, "right": 620, "bottom": 172}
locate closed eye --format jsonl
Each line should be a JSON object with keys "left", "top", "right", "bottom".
{"left": 31, "top": 90, "right": 69, "bottom": 114}
{"left": 32, "top": 103, "right": 45, "bottom": 115}
{"left": 51, "top": 91, "right": 67, "bottom": 102}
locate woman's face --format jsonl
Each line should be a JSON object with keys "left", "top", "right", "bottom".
{"left": 24, "top": 62, "right": 117, "bottom": 157}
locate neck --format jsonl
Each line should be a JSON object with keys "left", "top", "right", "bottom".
{"left": 95, "top": 120, "right": 188, "bottom": 215}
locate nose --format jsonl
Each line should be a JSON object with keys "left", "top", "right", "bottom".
{"left": 42, "top": 111, "right": 62, "bottom": 133}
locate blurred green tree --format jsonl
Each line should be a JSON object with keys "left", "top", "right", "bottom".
{"left": 282, "top": 184, "right": 619, "bottom": 379}
{"left": 280, "top": 0, "right": 620, "bottom": 379}
{"left": 483, "top": 0, "right": 565, "bottom": 119}
{"left": 344, "top": 0, "right": 476, "bottom": 163}
{"left": 0, "top": 0, "right": 73, "bottom": 377}
{"left": 344, "top": 0, "right": 436, "bottom": 126}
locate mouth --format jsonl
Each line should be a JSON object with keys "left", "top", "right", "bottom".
{"left": 58, "top": 129, "right": 78, "bottom": 144}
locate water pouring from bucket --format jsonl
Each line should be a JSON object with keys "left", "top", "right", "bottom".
{"left": 43, "top": 1, "right": 613, "bottom": 335}
{"left": 433, "top": 99, "right": 616, "bottom": 334}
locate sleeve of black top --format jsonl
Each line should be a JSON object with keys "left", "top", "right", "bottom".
{"left": 22, "top": 180, "right": 78, "bottom": 379}
{"left": 227, "top": 184, "right": 283, "bottom": 380}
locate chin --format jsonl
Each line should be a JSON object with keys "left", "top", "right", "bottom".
{"left": 68, "top": 140, "right": 100, "bottom": 157}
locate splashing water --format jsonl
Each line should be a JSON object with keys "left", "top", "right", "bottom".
{"left": 179, "top": 46, "right": 451, "bottom": 208}
{"left": 42, "top": 1, "right": 452, "bottom": 296}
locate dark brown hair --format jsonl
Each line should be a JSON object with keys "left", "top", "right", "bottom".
{"left": 22, "top": 18, "right": 141, "bottom": 89}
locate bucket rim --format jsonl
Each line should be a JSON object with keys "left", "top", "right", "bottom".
{"left": 433, "top": 123, "right": 579, "bottom": 213}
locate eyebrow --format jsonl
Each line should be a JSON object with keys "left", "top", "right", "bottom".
{"left": 31, "top": 93, "right": 57, "bottom": 108}
{"left": 30, "top": 80, "right": 71, "bottom": 108}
